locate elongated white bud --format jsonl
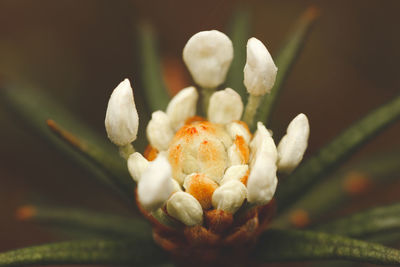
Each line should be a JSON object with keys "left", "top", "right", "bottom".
{"left": 247, "top": 156, "right": 277, "bottom": 205}
{"left": 247, "top": 122, "right": 278, "bottom": 205}
{"left": 146, "top": 111, "right": 174, "bottom": 151}
{"left": 277, "top": 113, "right": 310, "bottom": 173}
{"left": 244, "top": 38, "right": 277, "bottom": 96}
{"left": 212, "top": 180, "right": 247, "bottom": 213}
{"left": 166, "top": 192, "right": 203, "bottom": 226}
{"left": 208, "top": 88, "right": 243, "bottom": 124}
{"left": 105, "top": 79, "right": 139, "bottom": 146}
{"left": 137, "top": 155, "right": 174, "bottom": 211}
{"left": 250, "top": 122, "right": 277, "bottom": 167}
{"left": 127, "top": 152, "right": 149, "bottom": 182}
{"left": 220, "top": 164, "right": 248, "bottom": 185}
{"left": 183, "top": 30, "right": 233, "bottom": 88}
{"left": 166, "top": 86, "right": 199, "bottom": 131}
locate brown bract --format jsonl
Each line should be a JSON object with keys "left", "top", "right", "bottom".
{"left": 137, "top": 195, "right": 276, "bottom": 267}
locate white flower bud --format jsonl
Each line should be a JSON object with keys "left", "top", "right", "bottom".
{"left": 208, "top": 88, "right": 243, "bottom": 124}
{"left": 247, "top": 156, "right": 277, "bottom": 205}
{"left": 166, "top": 192, "right": 203, "bottom": 226}
{"left": 105, "top": 79, "right": 139, "bottom": 146}
{"left": 226, "top": 121, "right": 251, "bottom": 143}
{"left": 146, "top": 111, "right": 174, "bottom": 151}
{"left": 212, "top": 180, "right": 247, "bottom": 214}
{"left": 247, "top": 122, "right": 278, "bottom": 205}
{"left": 137, "top": 155, "right": 174, "bottom": 211}
{"left": 127, "top": 152, "right": 149, "bottom": 182}
{"left": 220, "top": 164, "right": 248, "bottom": 185}
{"left": 277, "top": 113, "right": 310, "bottom": 173}
{"left": 166, "top": 86, "right": 199, "bottom": 131}
{"left": 244, "top": 38, "right": 277, "bottom": 96}
{"left": 183, "top": 30, "right": 233, "bottom": 88}
{"left": 250, "top": 122, "right": 277, "bottom": 167}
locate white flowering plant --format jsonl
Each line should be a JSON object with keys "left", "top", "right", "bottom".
{"left": 1, "top": 6, "right": 400, "bottom": 267}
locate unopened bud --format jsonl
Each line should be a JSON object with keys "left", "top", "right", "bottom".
{"left": 166, "top": 192, "right": 203, "bottom": 226}
{"left": 127, "top": 152, "right": 149, "bottom": 182}
{"left": 212, "top": 180, "right": 247, "bottom": 213}
{"left": 208, "top": 88, "right": 243, "bottom": 124}
{"left": 220, "top": 164, "right": 249, "bottom": 185}
{"left": 138, "top": 155, "right": 174, "bottom": 211}
{"left": 183, "top": 30, "right": 233, "bottom": 88}
{"left": 277, "top": 113, "right": 310, "bottom": 173}
{"left": 244, "top": 38, "right": 277, "bottom": 96}
{"left": 146, "top": 111, "right": 174, "bottom": 151}
{"left": 105, "top": 79, "right": 139, "bottom": 146}
{"left": 166, "top": 86, "right": 199, "bottom": 131}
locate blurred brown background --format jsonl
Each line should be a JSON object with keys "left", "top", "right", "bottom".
{"left": 0, "top": 0, "right": 399, "bottom": 266}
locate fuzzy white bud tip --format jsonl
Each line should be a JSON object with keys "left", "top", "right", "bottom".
{"left": 138, "top": 155, "right": 174, "bottom": 211}
{"left": 105, "top": 79, "right": 139, "bottom": 146}
{"left": 146, "top": 111, "right": 174, "bottom": 151}
{"left": 244, "top": 38, "right": 277, "bottom": 96}
{"left": 166, "top": 192, "right": 203, "bottom": 226}
{"left": 277, "top": 113, "right": 310, "bottom": 173}
{"left": 212, "top": 180, "right": 247, "bottom": 213}
{"left": 208, "top": 88, "right": 243, "bottom": 124}
{"left": 183, "top": 30, "right": 233, "bottom": 88}
{"left": 166, "top": 86, "right": 199, "bottom": 131}
{"left": 247, "top": 122, "right": 278, "bottom": 205}
{"left": 127, "top": 152, "right": 149, "bottom": 183}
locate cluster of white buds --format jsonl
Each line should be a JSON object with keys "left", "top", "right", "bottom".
{"left": 104, "top": 30, "right": 310, "bottom": 227}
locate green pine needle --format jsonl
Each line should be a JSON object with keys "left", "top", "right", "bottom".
{"left": 0, "top": 84, "right": 133, "bottom": 201}
{"left": 313, "top": 203, "right": 400, "bottom": 238}
{"left": 276, "top": 94, "right": 400, "bottom": 213}
{"left": 254, "top": 229, "right": 400, "bottom": 265}
{"left": 256, "top": 6, "right": 319, "bottom": 125}
{"left": 17, "top": 204, "right": 151, "bottom": 240}
{"left": 46, "top": 119, "right": 134, "bottom": 199}
{"left": 225, "top": 6, "right": 251, "bottom": 102}
{"left": 272, "top": 149, "right": 400, "bottom": 228}
{"left": 137, "top": 22, "right": 170, "bottom": 112}
{"left": 0, "top": 239, "right": 168, "bottom": 267}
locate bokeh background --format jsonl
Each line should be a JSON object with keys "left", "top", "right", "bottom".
{"left": 0, "top": 1, "right": 399, "bottom": 266}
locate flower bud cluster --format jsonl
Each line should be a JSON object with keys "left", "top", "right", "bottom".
{"left": 104, "top": 30, "right": 310, "bottom": 229}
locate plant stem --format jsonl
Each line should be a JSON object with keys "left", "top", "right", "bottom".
{"left": 243, "top": 94, "right": 263, "bottom": 129}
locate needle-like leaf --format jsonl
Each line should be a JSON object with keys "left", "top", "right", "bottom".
{"left": 313, "top": 203, "right": 400, "bottom": 238}
{"left": 0, "top": 239, "right": 168, "bottom": 267}
{"left": 225, "top": 6, "right": 251, "bottom": 102}
{"left": 272, "top": 150, "right": 400, "bottom": 228}
{"left": 256, "top": 6, "right": 319, "bottom": 125}
{"left": 16, "top": 204, "right": 151, "bottom": 240}
{"left": 276, "top": 94, "right": 400, "bottom": 213}
{"left": 137, "top": 23, "right": 170, "bottom": 112}
{"left": 0, "top": 84, "right": 134, "bottom": 201}
{"left": 46, "top": 119, "right": 134, "bottom": 198}
{"left": 254, "top": 229, "right": 400, "bottom": 265}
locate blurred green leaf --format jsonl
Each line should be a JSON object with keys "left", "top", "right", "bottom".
{"left": 276, "top": 94, "right": 400, "bottom": 213}
{"left": 225, "top": 6, "right": 251, "bottom": 102}
{"left": 137, "top": 23, "right": 170, "bottom": 112}
{"left": 254, "top": 229, "right": 400, "bottom": 264}
{"left": 256, "top": 7, "right": 319, "bottom": 125}
{"left": 313, "top": 203, "right": 400, "bottom": 238}
{"left": 272, "top": 150, "right": 400, "bottom": 228}
{"left": 46, "top": 119, "right": 134, "bottom": 198}
{"left": 0, "top": 239, "right": 167, "bottom": 267}
{"left": 0, "top": 84, "right": 134, "bottom": 201}
{"left": 18, "top": 204, "right": 151, "bottom": 240}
